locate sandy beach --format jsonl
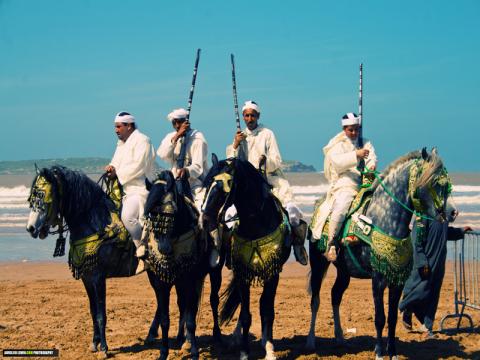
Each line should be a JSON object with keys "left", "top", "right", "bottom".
{"left": 1, "top": 261, "right": 478, "bottom": 360}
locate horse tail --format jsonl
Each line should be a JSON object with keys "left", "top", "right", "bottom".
{"left": 219, "top": 275, "right": 240, "bottom": 326}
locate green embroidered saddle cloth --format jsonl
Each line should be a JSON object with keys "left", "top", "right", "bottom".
{"left": 147, "top": 226, "right": 201, "bottom": 284}
{"left": 310, "top": 186, "right": 413, "bottom": 286}
{"left": 68, "top": 211, "right": 130, "bottom": 279}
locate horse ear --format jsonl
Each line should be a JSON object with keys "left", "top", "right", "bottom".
{"left": 34, "top": 163, "right": 40, "bottom": 175}
{"left": 164, "top": 171, "right": 175, "bottom": 191}
{"left": 212, "top": 153, "right": 219, "bottom": 167}
{"left": 421, "top": 147, "right": 429, "bottom": 160}
{"left": 431, "top": 147, "right": 438, "bottom": 157}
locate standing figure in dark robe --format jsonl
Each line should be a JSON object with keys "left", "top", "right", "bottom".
{"left": 399, "top": 219, "right": 473, "bottom": 337}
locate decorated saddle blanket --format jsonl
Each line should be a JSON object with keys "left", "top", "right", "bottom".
{"left": 146, "top": 225, "right": 202, "bottom": 284}
{"left": 229, "top": 207, "right": 290, "bottom": 286}
{"left": 309, "top": 186, "right": 413, "bottom": 286}
{"left": 68, "top": 211, "right": 129, "bottom": 279}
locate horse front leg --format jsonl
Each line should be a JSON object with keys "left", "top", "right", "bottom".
{"left": 386, "top": 285, "right": 403, "bottom": 360}
{"left": 209, "top": 265, "right": 223, "bottom": 343}
{"left": 87, "top": 273, "right": 108, "bottom": 358}
{"left": 260, "top": 275, "right": 279, "bottom": 360}
{"left": 174, "top": 282, "right": 187, "bottom": 345}
{"left": 182, "top": 276, "right": 203, "bottom": 360}
{"left": 155, "top": 282, "right": 171, "bottom": 360}
{"left": 306, "top": 245, "right": 330, "bottom": 350}
{"left": 238, "top": 283, "right": 251, "bottom": 360}
{"left": 82, "top": 278, "right": 100, "bottom": 353}
{"left": 331, "top": 268, "right": 350, "bottom": 344}
{"left": 372, "top": 272, "right": 387, "bottom": 360}
{"left": 145, "top": 271, "right": 162, "bottom": 343}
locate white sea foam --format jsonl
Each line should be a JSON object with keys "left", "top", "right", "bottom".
{"left": 291, "top": 184, "right": 329, "bottom": 195}
{"left": 0, "top": 214, "right": 29, "bottom": 222}
{"left": 0, "top": 203, "right": 29, "bottom": 209}
{"left": 0, "top": 186, "right": 30, "bottom": 197}
{"left": 0, "top": 223, "right": 26, "bottom": 228}
{"left": 453, "top": 185, "right": 480, "bottom": 193}
{"left": 294, "top": 195, "right": 320, "bottom": 205}
{"left": 451, "top": 195, "right": 480, "bottom": 205}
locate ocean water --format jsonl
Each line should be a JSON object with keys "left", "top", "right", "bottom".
{"left": 1, "top": 173, "right": 479, "bottom": 262}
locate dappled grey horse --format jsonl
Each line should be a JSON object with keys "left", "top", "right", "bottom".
{"left": 307, "top": 149, "right": 457, "bottom": 360}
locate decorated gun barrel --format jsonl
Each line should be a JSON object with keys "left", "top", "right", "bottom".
{"left": 177, "top": 48, "right": 201, "bottom": 169}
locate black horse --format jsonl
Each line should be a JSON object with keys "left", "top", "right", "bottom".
{"left": 306, "top": 149, "right": 457, "bottom": 360}
{"left": 142, "top": 170, "right": 228, "bottom": 359}
{"left": 26, "top": 166, "right": 142, "bottom": 358}
{"left": 202, "top": 156, "right": 290, "bottom": 360}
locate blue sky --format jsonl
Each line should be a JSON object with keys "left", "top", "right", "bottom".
{"left": 1, "top": 0, "right": 479, "bottom": 171}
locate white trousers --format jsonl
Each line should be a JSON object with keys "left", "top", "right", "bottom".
{"left": 121, "top": 193, "right": 145, "bottom": 247}
{"left": 328, "top": 190, "right": 356, "bottom": 245}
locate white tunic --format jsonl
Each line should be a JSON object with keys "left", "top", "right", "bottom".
{"left": 109, "top": 129, "right": 155, "bottom": 197}
{"left": 226, "top": 124, "right": 294, "bottom": 205}
{"left": 311, "top": 131, "right": 377, "bottom": 240}
{"left": 157, "top": 129, "right": 210, "bottom": 207}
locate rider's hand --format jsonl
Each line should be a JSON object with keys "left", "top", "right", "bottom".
{"left": 258, "top": 155, "right": 267, "bottom": 168}
{"left": 176, "top": 168, "right": 189, "bottom": 180}
{"left": 105, "top": 165, "right": 116, "bottom": 179}
{"left": 172, "top": 121, "right": 190, "bottom": 143}
{"left": 356, "top": 148, "right": 370, "bottom": 160}
{"left": 233, "top": 131, "right": 246, "bottom": 149}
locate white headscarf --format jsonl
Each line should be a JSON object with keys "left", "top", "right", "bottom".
{"left": 341, "top": 112, "right": 360, "bottom": 126}
{"left": 242, "top": 100, "right": 261, "bottom": 114}
{"left": 167, "top": 108, "right": 188, "bottom": 122}
{"left": 114, "top": 112, "right": 135, "bottom": 124}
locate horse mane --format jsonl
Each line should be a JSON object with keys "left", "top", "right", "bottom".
{"left": 415, "top": 150, "right": 444, "bottom": 189}
{"left": 39, "top": 166, "right": 110, "bottom": 218}
{"left": 233, "top": 158, "right": 272, "bottom": 194}
{"left": 144, "top": 170, "right": 176, "bottom": 215}
{"left": 372, "top": 150, "right": 421, "bottom": 189}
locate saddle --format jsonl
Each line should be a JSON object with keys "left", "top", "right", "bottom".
{"left": 229, "top": 199, "right": 290, "bottom": 286}
{"left": 310, "top": 186, "right": 413, "bottom": 285}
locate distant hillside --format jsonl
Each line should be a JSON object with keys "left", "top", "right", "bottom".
{"left": 0, "top": 158, "right": 315, "bottom": 175}
{"left": 281, "top": 160, "right": 316, "bottom": 173}
{"left": 0, "top": 158, "right": 111, "bottom": 175}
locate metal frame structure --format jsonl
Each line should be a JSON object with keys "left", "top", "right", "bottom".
{"left": 440, "top": 231, "right": 479, "bottom": 333}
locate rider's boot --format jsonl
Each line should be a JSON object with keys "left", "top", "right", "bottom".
{"left": 325, "top": 219, "right": 342, "bottom": 262}
{"left": 291, "top": 220, "right": 308, "bottom": 265}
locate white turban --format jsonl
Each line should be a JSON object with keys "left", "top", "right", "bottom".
{"left": 167, "top": 108, "right": 189, "bottom": 122}
{"left": 241, "top": 100, "right": 261, "bottom": 114}
{"left": 114, "top": 112, "right": 135, "bottom": 124}
{"left": 341, "top": 112, "right": 360, "bottom": 126}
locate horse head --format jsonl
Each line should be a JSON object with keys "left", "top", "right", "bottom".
{"left": 144, "top": 170, "right": 180, "bottom": 255}
{"left": 201, "top": 155, "right": 236, "bottom": 233}
{"left": 26, "top": 167, "right": 63, "bottom": 239}
{"left": 411, "top": 148, "right": 457, "bottom": 222}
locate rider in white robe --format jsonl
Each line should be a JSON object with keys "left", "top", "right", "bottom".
{"left": 157, "top": 108, "right": 210, "bottom": 211}
{"left": 105, "top": 112, "right": 155, "bottom": 272}
{"left": 311, "top": 112, "right": 377, "bottom": 261}
{"left": 226, "top": 100, "right": 308, "bottom": 265}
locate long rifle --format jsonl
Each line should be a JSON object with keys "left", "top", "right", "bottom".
{"left": 230, "top": 54, "right": 246, "bottom": 160}
{"left": 177, "top": 48, "right": 201, "bottom": 169}
{"left": 358, "top": 63, "right": 365, "bottom": 172}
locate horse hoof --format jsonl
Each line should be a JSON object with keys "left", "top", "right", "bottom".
{"left": 158, "top": 352, "right": 168, "bottom": 360}
{"left": 89, "top": 342, "right": 98, "bottom": 353}
{"left": 181, "top": 340, "right": 192, "bottom": 352}
{"left": 145, "top": 334, "right": 157, "bottom": 345}
{"left": 375, "top": 356, "right": 384, "bottom": 360}
{"left": 240, "top": 351, "right": 249, "bottom": 360}
{"left": 391, "top": 356, "right": 399, "bottom": 360}
{"left": 96, "top": 350, "right": 108, "bottom": 359}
